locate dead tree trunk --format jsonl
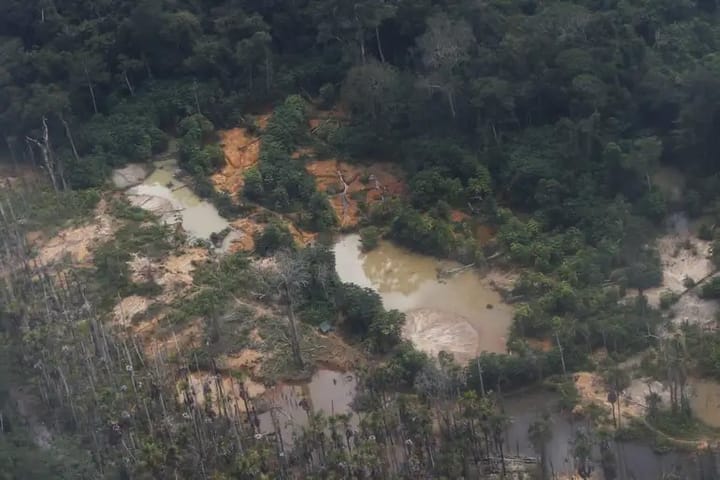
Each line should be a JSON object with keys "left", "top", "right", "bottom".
{"left": 58, "top": 113, "right": 81, "bottom": 170}
{"left": 122, "top": 70, "right": 135, "bottom": 96}
{"left": 376, "top": 27, "right": 386, "bottom": 63}
{"left": 84, "top": 64, "right": 98, "bottom": 114}
{"left": 284, "top": 282, "right": 304, "bottom": 368}
{"left": 26, "top": 116, "right": 59, "bottom": 191}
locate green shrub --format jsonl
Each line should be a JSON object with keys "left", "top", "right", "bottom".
{"left": 659, "top": 291, "right": 680, "bottom": 310}
{"left": 701, "top": 277, "right": 720, "bottom": 299}
{"left": 698, "top": 223, "right": 714, "bottom": 241}
{"left": 254, "top": 220, "right": 295, "bottom": 256}
{"left": 359, "top": 226, "right": 381, "bottom": 252}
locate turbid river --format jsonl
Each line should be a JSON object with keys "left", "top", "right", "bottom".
{"left": 333, "top": 234, "right": 514, "bottom": 363}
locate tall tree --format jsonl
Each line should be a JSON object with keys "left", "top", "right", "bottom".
{"left": 416, "top": 12, "right": 474, "bottom": 118}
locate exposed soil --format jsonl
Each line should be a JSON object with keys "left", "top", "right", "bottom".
{"left": 642, "top": 233, "right": 713, "bottom": 309}
{"left": 143, "top": 317, "right": 204, "bottom": 358}
{"left": 128, "top": 248, "right": 209, "bottom": 302}
{"left": 218, "top": 349, "right": 265, "bottom": 377}
{"left": 211, "top": 120, "right": 266, "bottom": 195}
{"left": 450, "top": 209, "right": 470, "bottom": 223}
{"left": 305, "top": 159, "right": 405, "bottom": 228}
{"left": 227, "top": 217, "right": 264, "bottom": 252}
{"left": 177, "top": 371, "right": 266, "bottom": 414}
{"left": 113, "top": 295, "right": 151, "bottom": 327}
{"left": 36, "top": 200, "right": 115, "bottom": 266}
{"left": 573, "top": 371, "right": 669, "bottom": 422}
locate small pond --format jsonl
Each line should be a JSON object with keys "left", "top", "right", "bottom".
{"left": 333, "top": 234, "right": 514, "bottom": 363}
{"left": 121, "top": 159, "right": 231, "bottom": 242}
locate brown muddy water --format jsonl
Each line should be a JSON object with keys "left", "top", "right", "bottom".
{"left": 258, "top": 369, "right": 357, "bottom": 440}
{"left": 689, "top": 378, "right": 720, "bottom": 428}
{"left": 504, "top": 391, "right": 714, "bottom": 480}
{"left": 122, "top": 159, "right": 231, "bottom": 242}
{"left": 333, "top": 234, "right": 514, "bottom": 363}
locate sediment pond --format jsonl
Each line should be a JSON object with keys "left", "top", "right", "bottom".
{"left": 333, "top": 234, "right": 514, "bottom": 363}
{"left": 122, "top": 159, "right": 231, "bottom": 241}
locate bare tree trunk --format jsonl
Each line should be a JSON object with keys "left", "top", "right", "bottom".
{"left": 123, "top": 70, "right": 135, "bottom": 96}
{"left": 193, "top": 79, "right": 201, "bottom": 115}
{"left": 264, "top": 49, "right": 272, "bottom": 93}
{"left": 284, "top": 283, "right": 304, "bottom": 368}
{"left": 26, "top": 116, "right": 59, "bottom": 191}
{"left": 58, "top": 113, "right": 81, "bottom": 170}
{"left": 555, "top": 332, "right": 567, "bottom": 377}
{"left": 375, "top": 26, "right": 385, "bottom": 63}
{"left": 84, "top": 65, "right": 98, "bottom": 114}
{"left": 447, "top": 90, "right": 456, "bottom": 118}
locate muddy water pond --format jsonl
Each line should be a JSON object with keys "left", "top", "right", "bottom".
{"left": 258, "top": 369, "right": 357, "bottom": 440}
{"left": 333, "top": 234, "right": 514, "bottom": 363}
{"left": 504, "top": 391, "right": 713, "bottom": 479}
{"left": 122, "top": 159, "right": 231, "bottom": 242}
{"left": 689, "top": 378, "right": 720, "bottom": 428}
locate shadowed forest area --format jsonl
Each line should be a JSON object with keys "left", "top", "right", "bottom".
{"left": 4, "top": 0, "right": 720, "bottom": 479}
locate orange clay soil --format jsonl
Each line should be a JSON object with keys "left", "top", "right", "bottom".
{"left": 211, "top": 114, "right": 270, "bottom": 195}
{"left": 305, "top": 158, "right": 405, "bottom": 228}
{"left": 225, "top": 214, "right": 317, "bottom": 253}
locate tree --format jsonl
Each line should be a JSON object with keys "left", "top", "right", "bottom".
{"left": 528, "top": 412, "right": 552, "bottom": 480}
{"left": 368, "top": 309, "right": 404, "bottom": 353}
{"left": 273, "top": 250, "right": 311, "bottom": 367}
{"left": 416, "top": 12, "right": 474, "bottom": 118}
{"left": 341, "top": 60, "right": 401, "bottom": 121}
{"left": 573, "top": 428, "right": 595, "bottom": 480}
{"left": 254, "top": 220, "right": 295, "bottom": 256}
{"left": 622, "top": 136, "right": 663, "bottom": 191}
{"left": 602, "top": 364, "right": 631, "bottom": 427}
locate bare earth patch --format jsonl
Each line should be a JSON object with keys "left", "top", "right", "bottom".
{"left": 113, "top": 295, "right": 151, "bottom": 327}
{"left": 643, "top": 233, "right": 713, "bottom": 308}
{"left": 218, "top": 349, "right": 264, "bottom": 377}
{"left": 177, "top": 372, "right": 265, "bottom": 415}
{"left": 211, "top": 123, "right": 265, "bottom": 195}
{"left": 305, "top": 159, "right": 405, "bottom": 228}
{"left": 128, "top": 248, "right": 208, "bottom": 302}
{"left": 227, "top": 217, "right": 264, "bottom": 252}
{"left": 36, "top": 202, "right": 115, "bottom": 266}
{"left": 573, "top": 371, "right": 669, "bottom": 422}
{"left": 143, "top": 317, "right": 204, "bottom": 358}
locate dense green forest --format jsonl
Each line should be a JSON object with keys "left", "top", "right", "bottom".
{"left": 4, "top": 0, "right": 720, "bottom": 478}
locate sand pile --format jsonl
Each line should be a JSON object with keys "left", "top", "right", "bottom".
{"left": 112, "top": 163, "right": 148, "bottom": 188}
{"left": 402, "top": 308, "right": 480, "bottom": 364}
